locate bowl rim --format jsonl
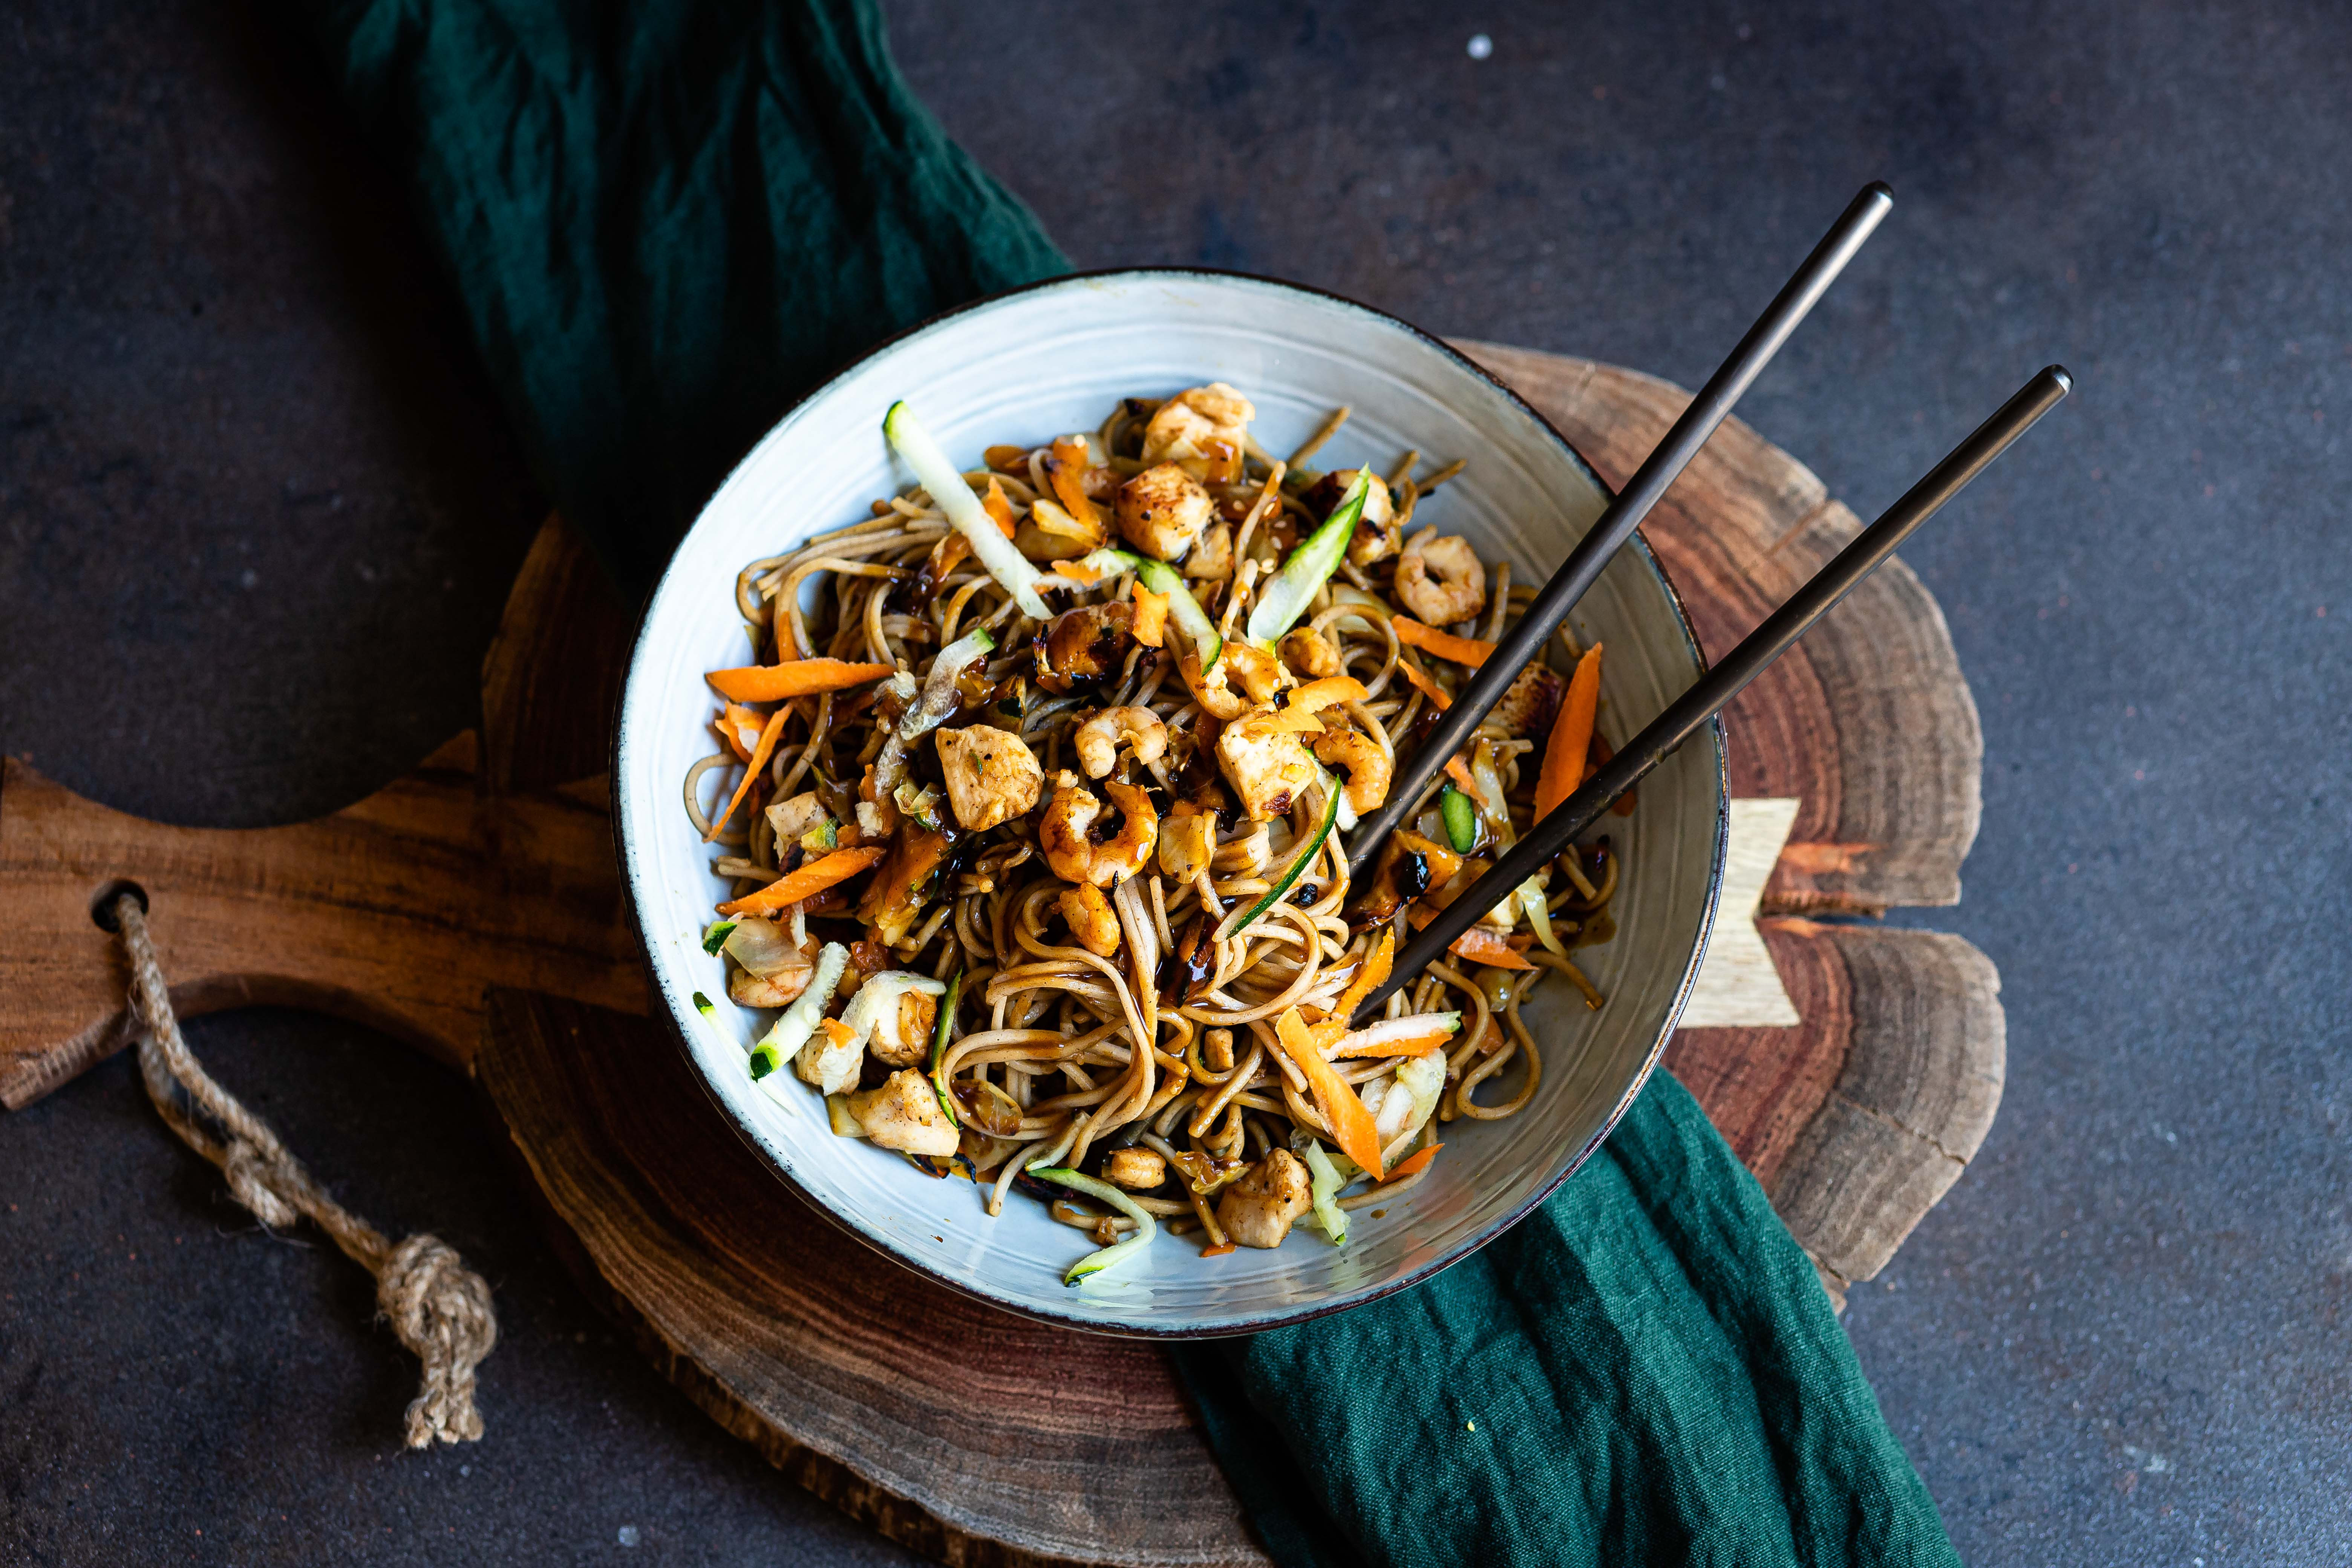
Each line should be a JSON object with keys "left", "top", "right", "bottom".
{"left": 613, "top": 265, "right": 1730, "bottom": 1338}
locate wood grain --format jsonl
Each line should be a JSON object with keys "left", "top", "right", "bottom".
{"left": 0, "top": 351, "right": 2008, "bottom": 1566}
{"left": 481, "top": 990, "right": 1265, "bottom": 1568}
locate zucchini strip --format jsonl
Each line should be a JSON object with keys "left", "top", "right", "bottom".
{"left": 1026, "top": 1165, "right": 1158, "bottom": 1285}
{"left": 884, "top": 401, "right": 1050, "bottom": 620}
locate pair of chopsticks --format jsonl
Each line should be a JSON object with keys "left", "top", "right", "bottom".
{"left": 1346, "top": 182, "right": 2070, "bottom": 1024}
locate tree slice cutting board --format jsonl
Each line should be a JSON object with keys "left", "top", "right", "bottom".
{"left": 0, "top": 354, "right": 2005, "bottom": 1568}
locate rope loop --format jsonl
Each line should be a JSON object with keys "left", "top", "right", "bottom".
{"left": 115, "top": 892, "right": 496, "bottom": 1447}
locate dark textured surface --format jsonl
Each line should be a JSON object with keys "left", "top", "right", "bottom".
{"left": 2, "top": 0, "right": 2345, "bottom": 1564}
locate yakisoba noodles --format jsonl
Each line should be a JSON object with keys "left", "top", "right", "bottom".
{"left": 688, "top": 386, "right": 1622, "bottom": 1284}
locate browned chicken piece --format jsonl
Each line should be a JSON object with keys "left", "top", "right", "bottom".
{"left": 1216, "top": 1148, "right": 1313, "bottom": 1248}
{"left": 848, "top": 1069, "right": 960, "bottom": 1157}
{"left": 1487, "top": 662, "right": 1565, "bottom": 739}
{"left": 1184, "top": 521, "right": 1235, "bottom": 581}
{"left": 1215, "top": 709, "right": 1321, "bottom": 821}
{"left": 1116, "top": 462, "right": 1216, "bottom": 562}
{"left": 1035, "top": 600, "right": 1136, "bottom": 693}
{"left": 934, "top": 725, "right": 1043, "bottom": 831}
{"left": 1104, "top": 1147, "right": 1168, "bottom": 1191}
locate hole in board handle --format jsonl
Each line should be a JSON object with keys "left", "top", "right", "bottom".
{"left": 90, "top": 879, "right": 150, "bottom": 933}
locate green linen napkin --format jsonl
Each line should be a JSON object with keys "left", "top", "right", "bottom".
{"left": 288, "top": 3, "right": 1960, "bottom": 1563}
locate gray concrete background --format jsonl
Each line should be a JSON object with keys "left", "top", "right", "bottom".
{"left": 3, "top": 1, "right": 2346, "bottom": 1563}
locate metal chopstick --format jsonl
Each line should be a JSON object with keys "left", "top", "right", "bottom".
{"left": 1348, "top": 363, "right": 2073, "bottom": 1026}
{"left": 1348, "top": 180, "right": 1896, "bottom": 879}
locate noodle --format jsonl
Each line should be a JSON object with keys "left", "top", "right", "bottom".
{"left": 687, "top": 385, "right": 1625, "bottom": 1275}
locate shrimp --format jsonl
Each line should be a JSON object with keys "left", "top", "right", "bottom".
{"left": 1178, "top": 642, "right": 1285, "bottom": 720}
{"left": 1039, "top": 775, "right": 1160, "bottom": 887}
{"left": 1312, "top": 729, "right": 1393, "bottom": 813}
{"left": 1055, "top": 881, "right": 1122, "bottom": 956}
{"left": 1394, "top": 528, "right": 1488, "bottom": 626}
{"left": 1278, "top": 626, "right": 1341, "bottom": 680}
{"left": 1074, "top": 706, "right": 1168, "bottom": 779}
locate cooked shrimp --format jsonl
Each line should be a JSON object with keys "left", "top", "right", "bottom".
{"left": 1074, "top": 706, "right": 1168, "bottom": 779}
{"left": 1312, "top": 729, "right": 1393, "bottom": 812}
{"left": 1142, "top": 383, "right": 1256, "bottom": 481}
{"left": 1056, "top": 881, "right": 1122, "bottom": 956}
{"left": 1178, "top": 642, "right": 1285, "bottom": 720}
{"left": 1039, "top": 775, "right": 1160, "bottom": 886}
{"left": 1279, "top": 626, "right": 1341, "bottom": 679}
{"left": 1395, "top": 528, "right": 1488, "bottom": 625}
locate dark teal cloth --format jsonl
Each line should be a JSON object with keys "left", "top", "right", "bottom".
{"left": 291, "top": 4, "right": 1960, "bottom": 1563}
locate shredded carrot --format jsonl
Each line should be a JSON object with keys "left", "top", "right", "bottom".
{"left": 1390, "top": 616, "right": 1496, "bottom": 667}
{"left": 1131, "top": 582, "right": 1169, "bottom": 647}
{"left": 1534, "top": 643, "right": 1604, "bottom": 823}
{"left": 1382, "top": 1144, "right": 1442, "bottom": 1183}
{"left": 1270, "top": 708, "right": 1327, "bottom": 736}
{"left": 1330, "top": 1027, "right": 1450, "bottom": 1060}
{"left": 707, "top": 658, "right": 894, "bottom": 703}
{"left": 1322, "top": 929, "right": 1394, "bottom": 1024}
{"left": 714, "top": 845, "right": 887, "bottom": 916}
{"left": 980, "top": 475, "right": 1020, "bottom": 537}
{"left": 1407, "top": 907, "right": 1537, "bottom": 970}
{"left": 1396, "top": 655, "right": 1452, "bottom": 712}
{"left": 1288, "top": 675, "right": 1370, "bottom": 712}
{"left": 1274, "top": 1008, "right": 1385, "bottom": 1178}
{"left": 1199, "top": 1242, "right": 1236, "bottom": 1258}
{"left": 706, "top": 704, "right": 789, "bottom": 841}
{"left": 1444, "top": 755, "right": 1478, "bottom": 793}
{"left": 1046, "top": 437, "right": 1103, "bottom": 530}
{"left": 1052, "top": 558, "right": 1109, "bottom": 586}
{"left": 819, "top": 1018, "right": 857, "bottom": 1050}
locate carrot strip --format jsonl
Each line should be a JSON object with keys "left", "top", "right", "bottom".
{"left": 1288, "top": 675, "right": 1370, "bottom": 712}
{"left": 1534, "top": 644, "right": 1604, "bottom": 823}
{"left": 706, "top": 704, "right": 789, "bottom": 841}
{"left": 1053, "top": 558, "right": 1109, "bottom": 586}
{"left": 714, "top": 846, "right": 887, "bottom": 916}
{"left": 1200, "top": 1242, "right": 1236, "bottom": 1258}
{"left": 707, "top": 658, "right": 895, "bottom": 703}
{"left": 715, "top": 703, "right": 764, "bottom": 763}
{"left": 1390, "top": 617, "right": 1496, "bottom": 667}
{"left": 1331, "top": 1028, "right": 1450, "bottom": 1060}
{"left": 1444, "top": 755, "right": 1478, "bottom": 793}
{"left": 1275, "top": 1008, "right": 1386, "bottom": 1178}
{"left": 980, "top": 476, "right": 1020, "bottom": 538}
{"left": 1047, "top": 437, "right": 1104, "bottom": 530}
{"left": 1322, "top": 929, "right": 1394, "bottom": 1023}
{"left": 1382, "top": 1144, "right": 1442, "bottom": 1183}
{"left": 1406, "top": 907, "right": 1537, "bottom": 969}
{"left": 1131, "top": 583, "right": 1169, "bottom": 647}
{"left": 1396, "top": 655, "right": 1452, "bottom": 712}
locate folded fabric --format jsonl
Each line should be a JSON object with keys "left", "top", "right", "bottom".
{"left": 290, "top": 0, "right": 1065, "bottom": 595}
{"left": 288, "top": 2, "right": 1960, "bottom": 1562}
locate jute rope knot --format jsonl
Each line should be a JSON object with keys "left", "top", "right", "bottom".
{"left": 115, "top": 892, "right": 496, "bottom": 1447}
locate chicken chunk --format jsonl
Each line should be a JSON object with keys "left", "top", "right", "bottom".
{"left": 764, "top": 790, "right": 832, "bottom": 853}
{"left": 1142, "top": 384, "right": 1256, "bottom": 481}
{"left": 1115, "top": 462, "right": 1216, "bottom": 562}
{"left": 1216, "top": 1148, "right": 1313, "bottom": 1249}
{"left": 1184, "top": 521, "right": 1235, "bottom": 581}
{"left": 848, "top": 1069, "right": 960, "bottom": 1157}
{"left": 935, "top": 725, "right": 1042, "bottom": 831}
{"left": 796, "top": 1017, "right": 865, "bottom": 1096}
{"left": 1488, "top": 662, "right": 1564, "bottom": 740}
{"left": 1214, "top": 710, "right": 1321, "bottom": 821}
{"left": 1104, "top": 1147, "right": 1168, "bottom": 1191}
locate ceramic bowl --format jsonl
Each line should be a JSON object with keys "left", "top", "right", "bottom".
{"left": 614, "top": 270, "right": 1727, "bottom": 1336}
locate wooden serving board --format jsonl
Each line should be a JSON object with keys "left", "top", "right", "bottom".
{"left": 0, "top": 353, "right": 2005, "bottom": 1568}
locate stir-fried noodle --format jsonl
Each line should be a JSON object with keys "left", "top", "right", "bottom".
{"left": 688, "top": 386, "right": 1622, "bottom": 1279}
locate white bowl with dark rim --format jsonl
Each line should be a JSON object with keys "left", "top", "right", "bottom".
{"left": 614, "top": 269, "right": 1727, "bottom": 1337}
